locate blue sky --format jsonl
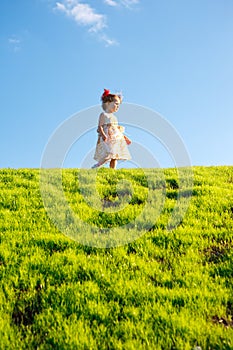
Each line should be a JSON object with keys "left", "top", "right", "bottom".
{"left": 1, "top": 0, "right": 233, "bottom": 168}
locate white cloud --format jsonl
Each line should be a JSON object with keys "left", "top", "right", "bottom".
{"left": 100, "top": 34, "right": 119, "bottom": 47}
{"left": 8, "top": 38, "right": 21, "bottom": 45}
{"left": 55, "top": 0, "right": 106, "bottom": 32}
{"left": 8, "top": 36, "right": 21, "bottom": 52}
{"left": 103, "top": 0, "right": 118, "bottom": 6}
{"left": 104, "top": 0, "right": 139, "bottom": 8}
{"left": 54, "top": 0, "right": 140, "bottom": 46}
{"left": 55, "top": 2, "right": 66, "bottom": 11}
{"left": 121, "top": 0, "right": 139, "bottom": 6}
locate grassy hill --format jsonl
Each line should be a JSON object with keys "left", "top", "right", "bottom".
{"left": 0, "top": 166, "right": 233, "bottom": 349}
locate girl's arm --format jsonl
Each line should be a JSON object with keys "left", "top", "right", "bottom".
{"left": 99, "top": 125, "right": 107, "bottom": 141}
{"left": 98, "top": 113, "right": 107, "bottom": 141}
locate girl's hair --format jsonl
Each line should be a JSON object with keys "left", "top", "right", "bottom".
{"left": 101, "top": 89, "right": 122, "bottom": 110}
{"left": 101, "top": 93, "right": 120, "bottom": 103}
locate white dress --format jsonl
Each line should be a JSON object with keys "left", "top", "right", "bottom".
{"left": 94, "top": 112, "right": 131, "bottom": 163}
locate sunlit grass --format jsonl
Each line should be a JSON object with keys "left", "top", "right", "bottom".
{"left": 0, "top": 166, "right": 233, "bottom": 349}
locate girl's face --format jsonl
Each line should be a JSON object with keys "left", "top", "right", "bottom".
{"left": 106, "top": 96, "right": 121, "bottom": 113}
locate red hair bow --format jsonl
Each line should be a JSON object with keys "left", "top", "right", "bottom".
{"left": 102, "top": 89, "right": 110, "bottom": 98}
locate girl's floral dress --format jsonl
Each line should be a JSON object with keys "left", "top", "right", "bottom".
{"left": 94, "top": 112, "right": 131, "bottom": 164}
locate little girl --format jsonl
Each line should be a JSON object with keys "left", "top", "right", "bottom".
{"left": 92, "top": 89, "right": 131, "bottom": 169}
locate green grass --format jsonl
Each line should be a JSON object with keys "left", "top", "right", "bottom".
{"left": 0, "top": 166, "right": 233, "bottom": 349}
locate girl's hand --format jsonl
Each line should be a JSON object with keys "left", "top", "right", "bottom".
{"left": 118, "top": 125, "right": 125, "bottom": 133}
{"left": 102, "top": 135, "right": 107, "bottom": 142}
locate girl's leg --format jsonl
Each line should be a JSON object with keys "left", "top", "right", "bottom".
{"left": 110, "top": 159, "right": 117, "bottom": 169}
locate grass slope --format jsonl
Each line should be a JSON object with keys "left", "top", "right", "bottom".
{"left": 0, "top": 166, "right": 233, "bottom": 349}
